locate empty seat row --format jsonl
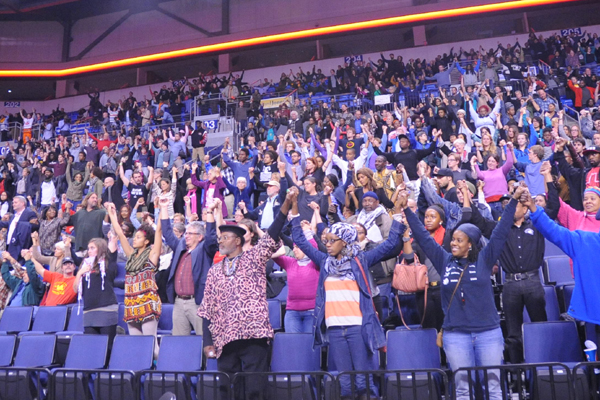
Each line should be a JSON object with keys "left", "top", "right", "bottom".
{"left": 0, "top": 322, "right": 591, "bottom": 400}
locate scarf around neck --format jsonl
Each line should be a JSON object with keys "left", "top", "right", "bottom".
{"left": 77, "top": 256, "right": 106, "bottom": 315}
{"left": 357, "top": 204, "right": 387, "bottom": 242}
{"left": 126, "top": 246, "right": 152, "bottom": 274}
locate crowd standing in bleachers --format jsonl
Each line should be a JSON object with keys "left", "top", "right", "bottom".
{"left": 1, "top": 26, "right": 600, "bottom": 399}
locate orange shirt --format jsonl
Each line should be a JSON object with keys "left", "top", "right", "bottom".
{"left": 324, "top": 276, "right": 362, "bottom": 327}
{"left": 43, "top": 271, "right": 77, "bottom": 306}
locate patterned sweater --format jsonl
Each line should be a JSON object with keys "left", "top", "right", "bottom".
{"left": 198, "top": 229, "right": 282, "bottom": 357}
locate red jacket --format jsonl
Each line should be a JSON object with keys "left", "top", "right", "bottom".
{"left": 567, "top": 81, "right": 595, "bottom": 108}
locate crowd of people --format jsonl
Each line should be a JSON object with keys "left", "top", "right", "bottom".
{"left": 1, "top": 26, "right": 600, "bottom": 400}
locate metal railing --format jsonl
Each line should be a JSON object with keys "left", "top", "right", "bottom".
{"left": 539, "top": 60, "right": 551, "bottom": 76}
{"left": 337, "top": 368, "right": 449, "bottom": 400}
{"left": 2, "top": 363, "right": 599, "bottom": 400}
{"left": 455, "top": 363, "right": 576, "bottom": 400}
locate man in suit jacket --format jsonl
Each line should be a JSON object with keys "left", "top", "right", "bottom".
{"left": 240, "top": 176, "right": 287, "bottom": 230}
{"left": 0, "top": 196, "right": 37, "bottom": 261}
{"left": 100, "top": 174, "right": 125, "bottom": 210}
{"left": 162, "top": 201, "right": 219, "bottom": 335}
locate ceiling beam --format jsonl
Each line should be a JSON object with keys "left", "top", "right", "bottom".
{"left": 69, "top": 10, "right": 132, "bottom": 61}
{"left": 155, "top": 6, "right": 214, "bottom": 37}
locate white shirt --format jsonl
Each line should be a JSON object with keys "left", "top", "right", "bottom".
{"left": 40, "top": 180, "right": 56, "bottom": 205}
{"left": 7, "top": 211, "right": 22, "bottom": 244}
{"left": 260, "top": 196, "right": 276, "bottom": 230}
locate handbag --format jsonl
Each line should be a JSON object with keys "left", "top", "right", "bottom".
{"left": 436, "top": 267, "right": 467, "bottom": 348}
{"left": 392, "top": 254, "right": 428, "bottom": 330}
{"left": 354, "top": 257, "right": 386, "bottom": 353}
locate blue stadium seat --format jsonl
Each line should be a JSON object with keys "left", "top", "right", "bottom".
{"left": 524, "top": 321, "right": 583, "bottom": 364}
{"left": 114, "top": 287, "right": 125, "bottom": 304}
{"left": 268, "top": 299, "right": 282, "bottom": 331}
{"left": 544, "top": 239, "right": 565, "bottom": 257}
{"left": 117, "top": 303, "right": 129, "bottom": 334}
{"left": 0, "top": 306, "right": 33, "bottom": 334}
{"left": 523, "top": 285, "right": 560, "bottom": 322}
{"left": 64, "top": 307, "right": 84, "bottom": 332}
{"left": 271, "top": 333, "right": 320, "bottom": 372}
{"left": 273, "top": 283, "right": 288, "bottom": 303}
{"left": 386, "top": 329, "right": 442, "bottom": 400}
{"left": 0, "top": 335, "right": 16, "bottom": 367}
{"left": 267, "top": 333, "right": 321, "bottom": 399}
{"left": 0, "top": 334, "right": 56, "bottom": 400}
{"left": 158, "top": 303, "right": 174, "bottom": 335}
{"left": 52, "top": 334, "right": 108, "bottom": 400}
{"left": 55, "top": 306, "right": 84, "bottom": 365}
{"left": 21, "top": 306, "right": 68, "bottom": 335}
{"left": 523, "top": 321, "right": 585, "bottom": 400}
{"left": 114, "top": 262, "right": 126, "bottom": 289}
{"left": 544, "top": 256, "right": 574, "bottom": 286}
{"left": 387, "top": 329, "right": 440, "bottom": 370}
{"left": 96, "top": 335, "right": 155, "bottom": 400}
{"left": 143, "top": 335, "right": 203, "bottom": 400}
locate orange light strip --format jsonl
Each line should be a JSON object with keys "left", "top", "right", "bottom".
{"left": 0, "top": 0, "right": 577, "bottom": 78}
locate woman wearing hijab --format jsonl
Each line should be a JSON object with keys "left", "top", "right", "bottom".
{"left": 289, "top": 187, "right": 405, "bottom": 399}
{"left": 400, "top": 185, "right": 525, "bottom": 400}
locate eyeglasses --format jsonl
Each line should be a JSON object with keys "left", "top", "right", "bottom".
{"left": 184, "top": 231, "right": 200, "bottom": 236}
{"left": 217, "top": 235, "right": 238, "bottom": 242}
{"left": 323, "top": 238, "right": 343, "bottom": 245}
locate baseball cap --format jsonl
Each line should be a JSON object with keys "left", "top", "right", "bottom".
{"left": 583, "top": 146, "right": 600, "bottom": 156}
{"left": 266, "top": 180, "right": 280, "bottom": 188}
{"left": 434, "top": 168, "right": 453, "bottom": 178}
{"left": 62, "top": 257, "right": 74, "bottom": 265}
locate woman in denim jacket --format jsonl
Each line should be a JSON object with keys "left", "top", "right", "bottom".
{"left": 289, "top": 187, "right": 405, "bottom": 399}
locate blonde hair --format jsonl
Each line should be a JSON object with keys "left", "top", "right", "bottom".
{"left": 481, "top": 132, "right": 497, "bottom": 157}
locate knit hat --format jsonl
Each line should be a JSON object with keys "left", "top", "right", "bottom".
{"left": 363, "top": 191, "right": 379, "bottom": 201}
{"left": 584, "top": 187, "right": 600, "bottom": 198}
{"left": 477, "top": 104, "right": 491, "bottom": 114}
{"left": 465, "top": 181, "right": 477, "bottom": 196}
{"left": 456, "top": 223, "right": 483, "bottom": 249}
{"left": 427, "top": 204, "right": 446, "bottom": 224}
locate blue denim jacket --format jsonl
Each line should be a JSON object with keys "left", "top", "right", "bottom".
{"left": 291, "top": 217, "right": 405, "bottom": 352}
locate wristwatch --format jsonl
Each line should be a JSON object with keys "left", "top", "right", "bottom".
{"left": 402, "top": 236, "right": 411, "bottom": 242}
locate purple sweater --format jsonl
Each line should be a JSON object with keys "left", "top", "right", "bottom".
{"left": 190, "top": 174, "right": 228, "bottom": 217}
{"left": 475, "top": 154, "right": 514, "bottom": 200}
{"left": 274, "top": 237, "right": 319, "bottom": 311}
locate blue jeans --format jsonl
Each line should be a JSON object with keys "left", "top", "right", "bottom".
{"left": 284, "top": 309, "right": 314, "bottom": 333}
{"left": 444, "top": 327, "right": 504, "bottom": 400}
{"left": 328, "top": 326, "right": 378, "bottom": 397}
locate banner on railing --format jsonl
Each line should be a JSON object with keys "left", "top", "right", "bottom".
{"left": 374, "top": 94, "right": 392, "bottom": 105}
{"left": 260, "top": 95, "right": 292, "bottom": 109}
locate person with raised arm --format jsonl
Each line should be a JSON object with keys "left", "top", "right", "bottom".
{"left": 289, "top": 186, "right": 405, "bottom": 399}
{"left": 401, "top": 184, "right": 526, "bottom": 400}
{"left": 105, "top": 199, "right": 163, "bottom": 356}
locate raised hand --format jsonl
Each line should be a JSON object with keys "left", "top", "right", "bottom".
{"left": 286, "top": 186, "right": 299, "bottom": 203}
{"left": 396, "top": 189, "right": 409, "bottom": 209}
{"left": 539, "top": 160, "right": 552, "bottom": 175}
{"left": 308, "top": 201, "right": 320, "bottom": 212}
{"left": 513, "top": 183, "right": 527, "bottom": 200}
